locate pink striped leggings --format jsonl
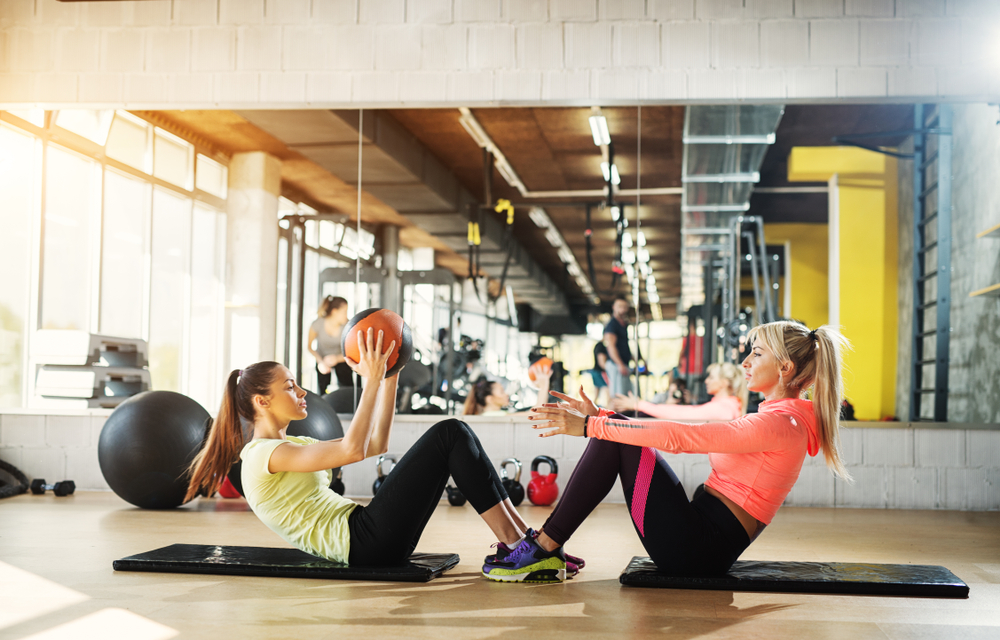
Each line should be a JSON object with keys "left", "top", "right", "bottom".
{"left": 541, "top": 438, "right": 751, "bottom": 576}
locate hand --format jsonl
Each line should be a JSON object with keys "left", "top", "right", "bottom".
{"left": 345, "top": 328, "right": 395, "bottom": 381}
{"left": 546, "top": 386, "right": 599, "bottom": 417}
{"left": 618, "top": 363, "right": 629, "bottom": 376}
{"left": 610, "top": 392, "right": 636, "bottom": 412}
{"left": 528, "top": 405, "right": 587, "bottom": 438}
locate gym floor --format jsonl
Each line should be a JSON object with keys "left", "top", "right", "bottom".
{"left": 1, "top": 493, "right": 998, "bottom": 640}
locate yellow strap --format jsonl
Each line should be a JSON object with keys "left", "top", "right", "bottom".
{"left": 473, "top": 222, "right": 481, "bottom": 246}
{"left": 495, "top": 198, "right": 514, "bottom": 225}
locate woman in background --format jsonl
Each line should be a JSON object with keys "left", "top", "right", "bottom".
{"left": 308, "top": 296, "right": 351, "bottom": 394}
{"left": 612, "top": 362, "right": 747, "bottom": 421}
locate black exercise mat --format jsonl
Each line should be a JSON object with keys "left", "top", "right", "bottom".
{"left": 620, "top": 557, "right": 969, "bottom": 598}
{"left": 114, "top": 544, "right": 459, "bottom": 583}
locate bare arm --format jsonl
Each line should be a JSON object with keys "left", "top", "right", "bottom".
{"left": 307, "top": 327, "right": 320, "bottom": 360}
{"left": 269, "top": 329, "right": 393, "bottom": 473}
{"left": 366, "top": 373, "right": 398, "bottom": 457}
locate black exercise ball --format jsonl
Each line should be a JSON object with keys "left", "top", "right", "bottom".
{"left": 98, "top": 390, "right": 210, "bottom": 509}
{"left": 227, "top": 390, "right": 345, "bottom": 496}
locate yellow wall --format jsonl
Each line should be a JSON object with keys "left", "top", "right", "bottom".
{"left": 764, "top": 224, "right": 829, "bottom": 329}
{"left": 788, "top": 147, "right": 898, "bottom": 420}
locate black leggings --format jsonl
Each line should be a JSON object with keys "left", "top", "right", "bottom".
{"left": 347, "top": 419, "right": 508, "bottom": 566}
{"left": 317, "top": 363, "right": 354, "bottom": 394}
{"left": 542, "top": 438, "right": 751, "bottom": 576}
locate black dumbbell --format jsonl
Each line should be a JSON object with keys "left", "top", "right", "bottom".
{"left": 30, "top": 479, "right": 76, "bottom": 497}
{"left": 330, "top": 469, "right": 345, "bottom": 496}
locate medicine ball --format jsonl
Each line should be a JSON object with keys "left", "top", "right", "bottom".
{"left": 98, "top": 390, "right": 210, "bottom": 509}
{"left": 227, "top": 390, "right": 345, "bottom": 496}
{"left": 341, "top": 308, "right": 413, "bottom": 378}
{"left": 528, "top": 356, "right": 553, "bottom": 382}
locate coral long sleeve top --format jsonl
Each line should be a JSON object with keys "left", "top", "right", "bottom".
{"left": 589, "top": 398, "right": 820, "bottom": 524}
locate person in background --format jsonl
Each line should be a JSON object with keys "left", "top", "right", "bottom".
{"left": 589, "top": 342, "right": 610, "bottom": 406}
{"left": 308, "top": 296, "right": 351, "bottom": 394}
{"left": 462, "top": 359, "right": 553, "bottom": 417}
{"left": 612, "top": 362, "right": 747, "bottom": 421}
{"left": 603, "top": 297, "right": 633, "bottom": 399}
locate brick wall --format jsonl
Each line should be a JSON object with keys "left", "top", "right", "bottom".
{"left": 1, "top": 0, "right": 998, "bottom": 107}
{"left": 3, "top": 410, "right": 997, "bottom": 510}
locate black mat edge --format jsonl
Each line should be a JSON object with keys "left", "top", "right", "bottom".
{"left": 114, "top": 545, "right": 460, "bottom": 583}
{"left": 619, "top": 557, "right": 969, "bottom": 599}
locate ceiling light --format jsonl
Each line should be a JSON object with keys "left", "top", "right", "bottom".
{"left": 528, "top": 207, "right": 550, "bottom": 228}
{"left": 567, "top": 262, "right": 581, "bottom": 276}
{"left": 545, "top": 228, "right": 562, "bottom": 247}
{"left": 622, "top": 232, "right": 633, "bottom": 248}
{"left": 601, "top": 161, "right": 610, "bottom": 182}
{"left": 589, "top": 115, "right": 611, "bottom": 146}
{"left": 558, "top": 247, "right": 574, "bottom": 263}
{"left": 576, "top": 275, "right": 590, "bottom": 289}
{"left": 648, "top": 292, "right": 660, "bottom": 304}
{"left": 610, "top": 206, "right": 620, "bottom": 222}
{"left": 623, "top": 249, "right": 636, "bottom": 265}
{"left": 458, "top": 113, "right": 489, "bottom": 148}
{"left": 638, "top": 248, "right": 650, "bottom": 263}
{"left": 637, "top": 231, "right": 646, "bottom": 246}
{"left": 610, "top": 164, "right": 621, "bottom": 185}
{"left": 646, "top": 276, "right": 656, "bottom": 292}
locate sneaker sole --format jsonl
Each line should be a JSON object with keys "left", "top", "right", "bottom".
{"left": 482, "top": 567, "right": 565, "bottom": 583}
{"left": 482, "top": 557, "right": 566, "bottom": 583}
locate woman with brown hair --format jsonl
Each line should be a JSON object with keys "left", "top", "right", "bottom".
{"left": 307, "top": 295, "right": 351, "bottom": 393}
{"left": 185, "top": 329, "right": 551, "bottom": 573}
{"left": 485, "top": 321, "right": 851, "bottom": 580}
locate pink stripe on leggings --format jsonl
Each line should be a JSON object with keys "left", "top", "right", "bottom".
{"left": 630, "top": 447, "right": 656, "bottom": 537}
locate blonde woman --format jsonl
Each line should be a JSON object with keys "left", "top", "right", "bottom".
{"left": 611, "top": 362, "right": 748, "bottom": 421}
{"left": 308, "top": 296, "right": 350, "bottom": 393}
{"left": 504, "top": 321, "right": 851, "bottom": 579}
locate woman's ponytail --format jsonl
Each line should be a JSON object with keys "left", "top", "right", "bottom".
{"left": 184, "top": 362, "right": 283, "bottom": 503}
{"left": 747, "top": 321, "right": 852, "bottom": 481}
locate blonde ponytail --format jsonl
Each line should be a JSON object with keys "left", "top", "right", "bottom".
{"left": 747, "top": 322, "right": 852, "bottom": 481}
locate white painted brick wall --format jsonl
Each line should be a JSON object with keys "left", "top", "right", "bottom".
{"left": 11, "top": 30, "right": 54, "bottom": 72}
{"left": 214, "top": 70, "right": 258, "bottom": 102}
{"left": 260, "top": 71, "right": 305, "bottom": 102}
{"left": 915, "top": 19, "right": 962, "bottom": 66}
{"left": 422, "top": 25, "right": 469, "bottom": 70}
{"left": 915, "top": 429, "right": 966, "bottom": 467}
{"left": 455, "top": 0, "right": 502, "bottom": 22}
{"left": 760, "top": 20, "right": 809, "bottom": 68}
{"left": 192, "top": 27, "right": 236, "bottom": 72}
{"left": 517, "top": 23, "right": 563, "bottom": 69}
{"left": 837, "top": 67, "right": 887, "bottom": 97}
{"left": 313, "top": 0, "right": 358, "bottom": 23}
{"left": 375, "top": 25, "right": 423, "bottom": 71}
{"left": 173, "top": 0, "right": 220, "bottom": 27}
{"left": 747, "top": 0, "right": 795, "bottom": 19}
{"left": 836, "top": 465, "right": 888, "bottom": 508}
{"left": 495, "top": 69, "right": 542, "bottom": 101}
{"left": 236, "top": 26, "right": 282, "bottom": 71}
{"left": 220, "top": 0, "right": 264, "bottom": 25}
{"left": 503, "top": 0, "right": 549, "bottom": 22}
{"left": 0, "top": 0, "right": 36, "bottom": 28}
{"left": 145, "top": 29, "right": 192, "bottom": 73}
{"left": 408, "top": 0, "right": 453, "bottom": 24}
{"left": 550, "top": 0, "right": 598, "bottom": 21}
{"left": 592, "top": 68, "right": 639, "bottom": 100}
{"left": 810, "top": 19, "right": 860, "bottom": 66}
{"left": 641, "top": 69, "right": 688, "bottom": 100}
{"left": 265, "top": 0, "right": 310, "bottom": 25}
{"left": 102, "top": 30, "right": 145, "bottom": 73}
{"left": 565, "top": 22, "right": 613, "bottom": 69}
{"left": 399, "top": 71, "right": 449, "bottom": 102}
{"left": 125, "top": 73, "right": 168, "bottom": 103}
{"left": 359, "top": 0, "right": 406, "bottom": 24}
{"left": 787, "top": 66, "right": 837, "bottom": 97}
{"left": 169, "top": 73, "right": 215, "bottom": 103}
{"left": 79, "top": 73, "right": 123, "bottom": 103}
{"left": 662, "top": 21, "right": 710, "bottom": 70}
{"left": 600, "top": 0, "right": 647, "bottom": 21}
{"left": 796, "top": 0, "right": 844, "bottom": 18}
{"left": 613, "top": 23, "right": 659, "bottom": 68}
{"left": 887, "top": 66, "right": 937, "bottom": 97}
{"left": 859, "top": 19, "right": 912, "bottom": 66}
{"left": 468, "top": 24, "right": 516, "bottom": 69}
{"left": 305, "top": 71, "right": 352, "bottom": 103}
{"left": 712, "top": 22, "right": 760, "bottom": 69}
{"left": 351, "top": 70, "right": 398, "bottom": 102}
{"left": 743, "top": 68, "right": 786, "bottom": 98}
{"left": 899, "top": 0, "right": 945, "bottom": 18}
{"left": 649, "top": 0, "right": 695, "bottom": 20}
{"left": 846, "top": 0, "right": 895, "bottom": 17}
{"left": 890, "top": 466, "right": 938, "bottom": 509}
{"left": 55, "top": 29, "right": 101, "bottom": 74}
{"left": 541, "top": 68, "right": 589, "bottom": 100}
{"left": 132, "top": 1, "right": 173, "bottom": 27}
{"left": 36, "top": 0, "right": 81, "bottom": 27}
{"left": 283, "top": 26, "right": 327, "bottom": 71}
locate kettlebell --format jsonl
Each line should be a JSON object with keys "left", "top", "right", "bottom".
{"left": 500, "top": 458, "right": 525, "bottom": 507}
{"left": 372, "top": 454, "right": 397, "bottom": 495}
{"left": 527, "top": 455, "right": 559, "bottom": 506}
{"left": 445, "top": 483, "right": 467, "bottom": 506}
{"left": 330, "top": 469, "right": 345, "bottom": 496}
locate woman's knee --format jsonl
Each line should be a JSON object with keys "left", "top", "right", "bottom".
{"left": 429, "top": 418, "right": 471, "bottom": 440}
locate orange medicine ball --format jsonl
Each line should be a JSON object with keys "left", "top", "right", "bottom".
{"left": 528, "top": 356, "right": 553, "bottom": 382}
{"left": 341, "top": 308, "right": 413, "bottom": 378}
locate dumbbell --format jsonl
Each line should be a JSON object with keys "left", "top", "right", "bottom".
{"left": 445, "top": 484, "right": 466, "bottom": 506}
{"left": 30, "top": 479, "right": 76, "bottom": 497}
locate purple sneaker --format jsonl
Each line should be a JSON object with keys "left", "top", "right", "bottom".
{"left": 482, "top": 535, "right": 566, "bottom": 583}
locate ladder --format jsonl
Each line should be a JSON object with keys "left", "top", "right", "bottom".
{"left": 911, "top": 104, "right": 952, "bottom": 422}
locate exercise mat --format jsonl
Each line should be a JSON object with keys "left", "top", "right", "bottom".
{"left": 115, "top": 544, "right": 459, "bottom": 582}
{"left": 619, "top": 557, "right": 968, "bottom": 598}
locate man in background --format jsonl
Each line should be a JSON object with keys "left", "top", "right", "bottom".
{"left": 603, "top": 296, "right": 633, "bottom": 398}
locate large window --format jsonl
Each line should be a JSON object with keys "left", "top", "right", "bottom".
{"left": 0, "top": 110, "right": 228, "bottom": 409}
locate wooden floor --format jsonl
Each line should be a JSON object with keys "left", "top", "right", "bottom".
{"left": 1, "top": 492, "right": 998, "bottom": 640}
